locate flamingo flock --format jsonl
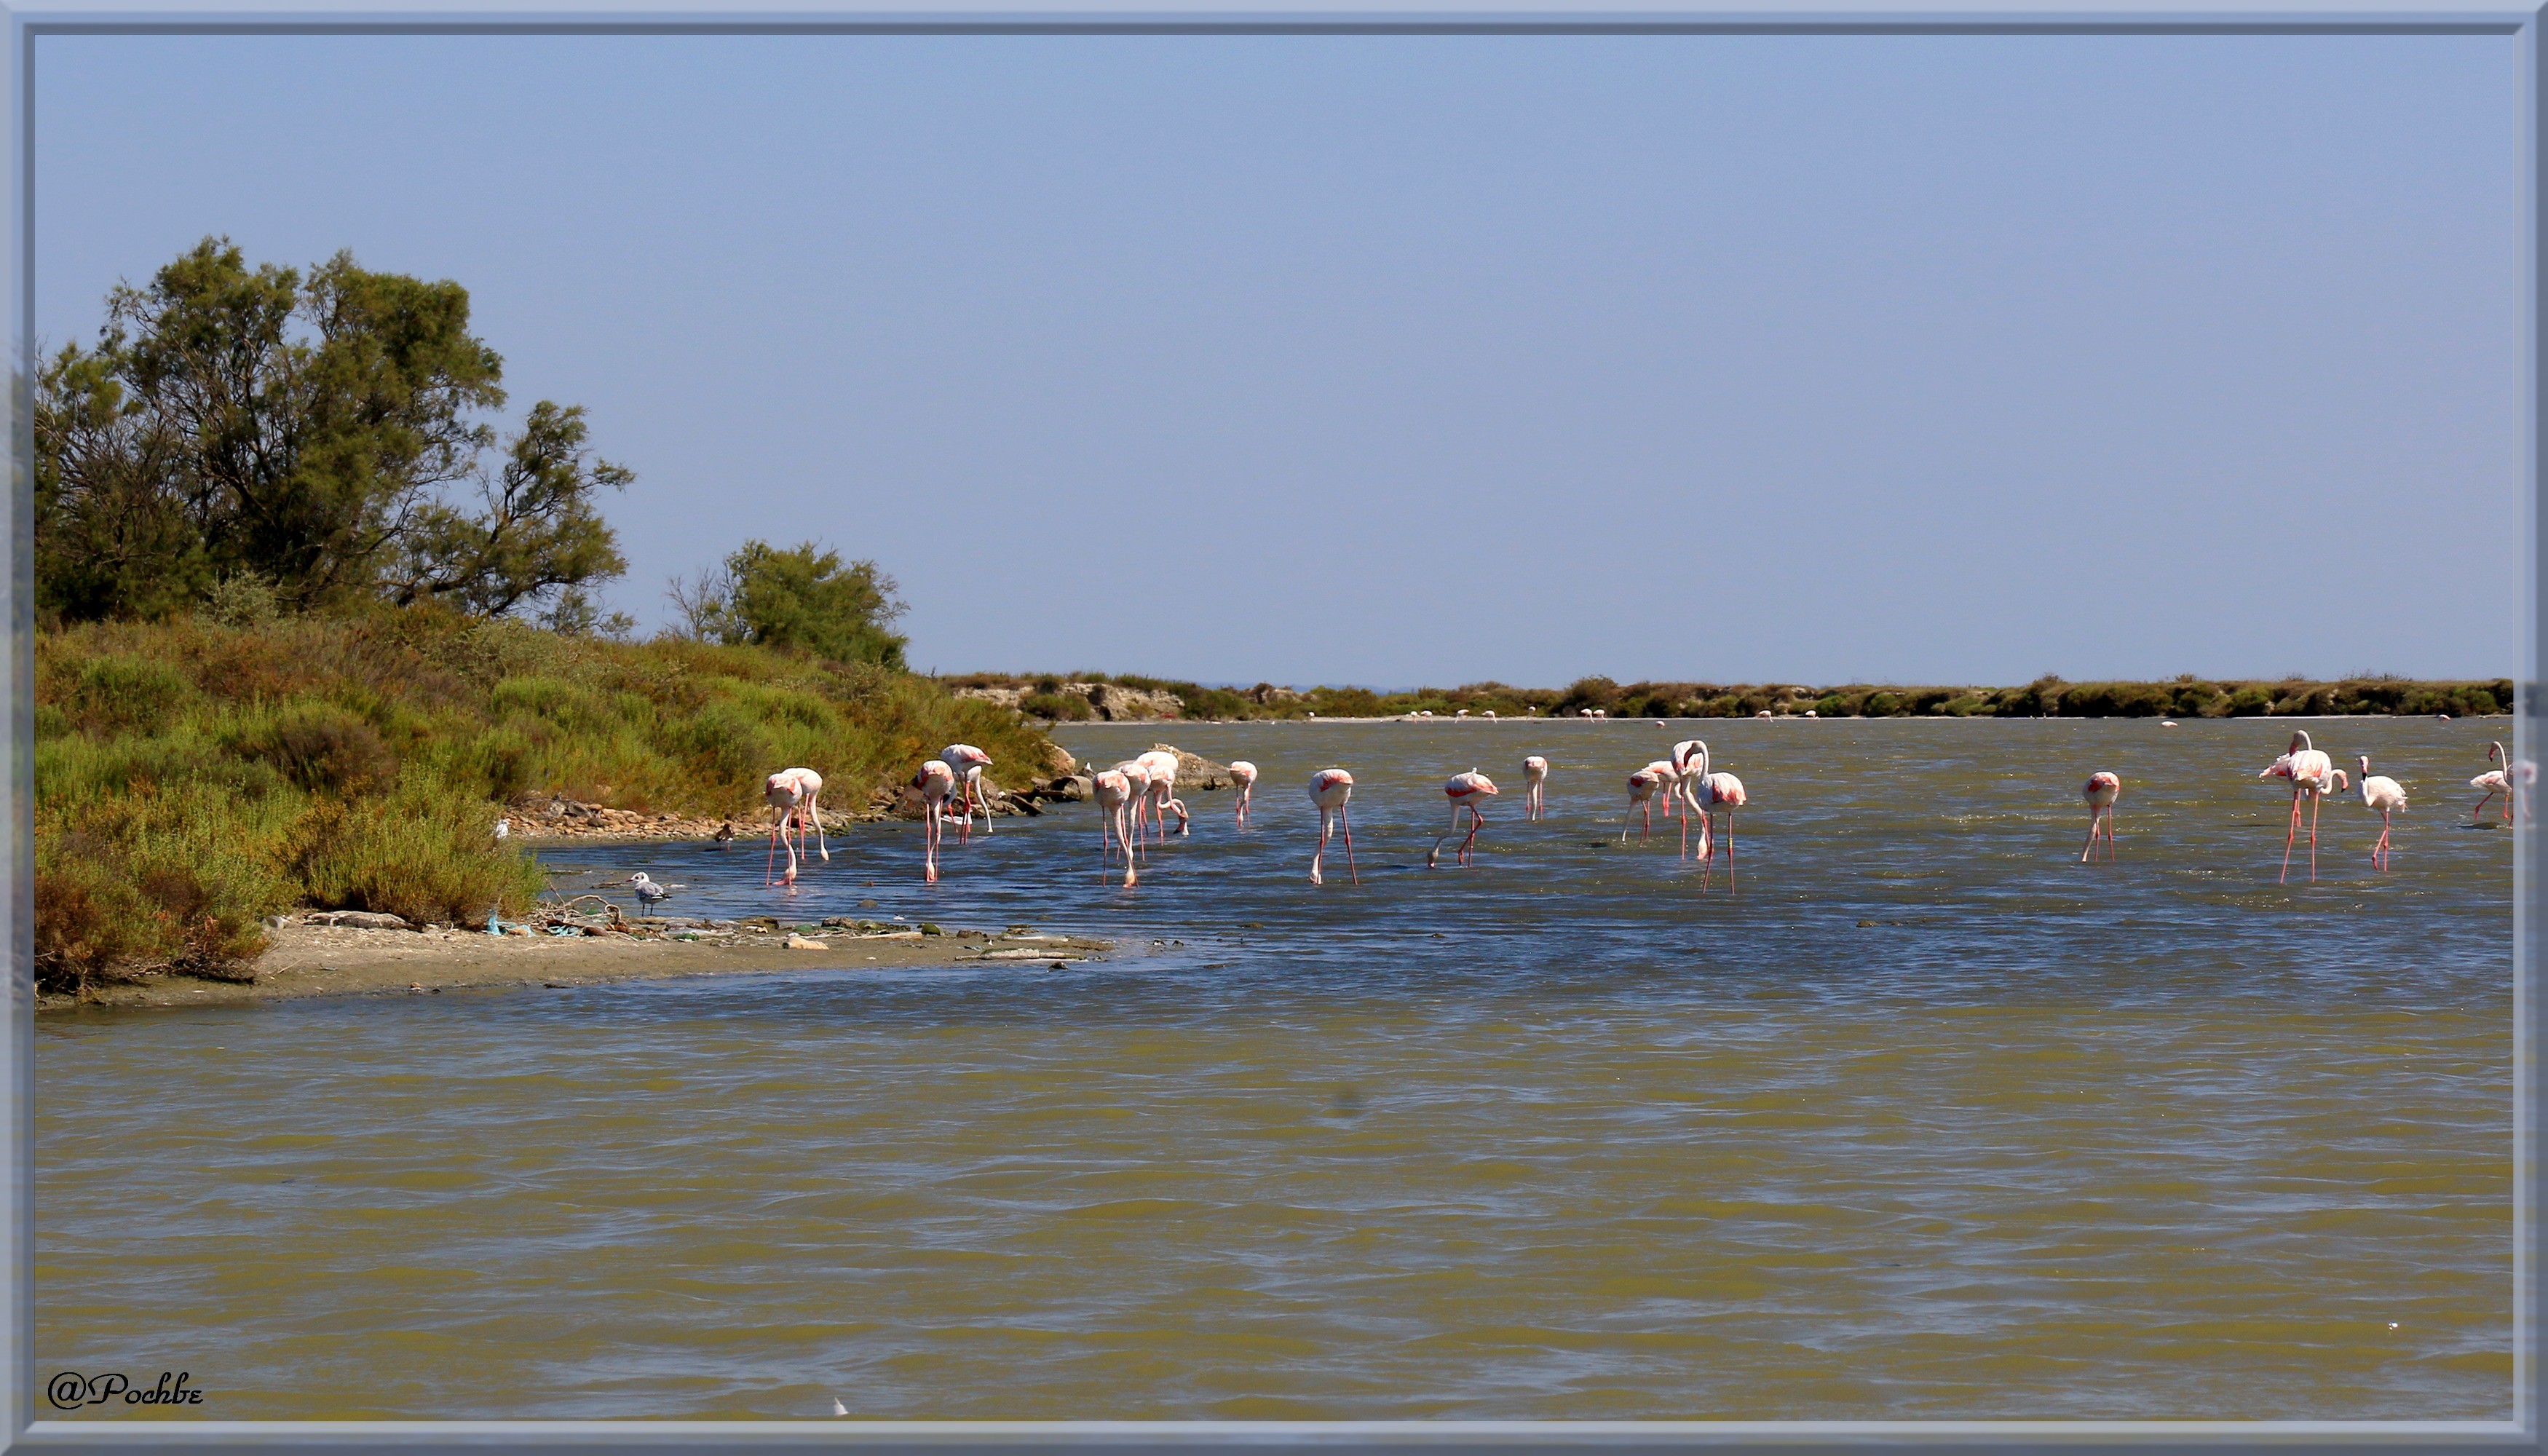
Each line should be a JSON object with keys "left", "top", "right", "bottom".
{"left": 718, "top": 729, "right": 2509, "bottom": 898}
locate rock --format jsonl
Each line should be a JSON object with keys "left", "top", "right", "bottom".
{"left": 1150, "top": 744, "right": 1234, "bottom": 791}
{"left": 505, "top": 925, "right": 535, "bottom": 937}
{"left": 784, "top": 934, "right": 829, "bottom": 950}
{"left": 1041, "top": 741, "right": 1080, "bottom": 776}
{"left": 310, "top": 911, "right": 413, "bottom": 931}
{"left": 1087, "top": 684, "right": 1182, "bottom": 721}
{"left": 1035, "top": 775, "right": 1093, "bottom": 802}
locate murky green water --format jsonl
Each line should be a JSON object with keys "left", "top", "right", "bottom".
{"left": 37, "top": 719, "right": 2514, "bottom": 1419}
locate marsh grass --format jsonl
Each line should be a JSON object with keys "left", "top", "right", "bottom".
{"left": 37, "top": 604, "right": 1056, "bottom": 994}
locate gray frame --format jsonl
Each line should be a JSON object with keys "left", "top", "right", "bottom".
{"left": 2, "top": 5, "right": 2534, "bottom": 1451}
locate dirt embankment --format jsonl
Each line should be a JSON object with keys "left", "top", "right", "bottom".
{"left": 39, "top": 915, "right": 1109, "bottom": 1010}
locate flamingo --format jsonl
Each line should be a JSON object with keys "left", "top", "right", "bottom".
{"left": 1428, "top": 770, "right": 1499, "bottom": 868}
{"left": 1092, "top": 768, "right": 1137, "bottom": 887}
{"left": 941, "top": 744, "right": 994, "bottom": 840}
{"left": 1112, "top": 759, "right": 1155, "bottom": 864}
{"left": 1136, "top": 749, "right": 1188, "bottom": 842}
{"left": 911, "top": 759, "right": 956, "bottom": 883}
{"left": 2357, "top": 755, "right": 2407, "bottom": 871}
{"left": 1522, "top": 756, "right": 1548, "bottom": 820}
{"left": 1679, "top": 742, "right": 1747, "bottom": 891}
{"left": 2260, "top": 729, "right": 2348, "bottom": 883}
{"left": 2080, "top": 772, "right": 2121, "bottom": 863}
{"left": 1623, "top": 763, "right": 1670, "bottom": 843}
{"left": 2472, "top": 741, "right": 2514, "bottom": 823}
{"left": 1229, "top": 760, "right": 1259, "bottom": 828}
{"left": 1309, "top": 768, "right": 1358, "bottom": 886}
{"left": 763, "top": 767, "right": 827, "bottom": 886}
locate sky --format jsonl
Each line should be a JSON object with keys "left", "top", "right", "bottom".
{"left": 34, "top": 29, "right": 2527, "bottom": 687}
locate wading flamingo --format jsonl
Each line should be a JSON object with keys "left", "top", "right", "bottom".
{"left": 1112, "top": 759, "right": 1155, "bottom": 864}
{"left": 2358, "top": 755, "right": 2407, "bottom": 871}
{"left": 2261, "top": 729, "right": 2348, "bottom": 883}
{"left": 1309, "top": 769, "right": 1358, "bottom": 885}
{"left": 763, "top": 767, "right": 827, "bottom": 886}
{"left": 1229, "top": 761, "right": 1259, "bottom": 828}
{"left": 2472, "top": 742, "right": 2515, "bottom": 823}
{"left": 911, "top": 759, "right": 956, "bottom": 884}
{"left": 1136, "top": 749, "right": 1189, "bottom": 842}
{"left": 1522, "top": 756, "right": 1548, "bottom": 820}
{"left": 1429, "top": 771, "right": 1499, "bottom": 868}
{"left": 2081, "top": 772, "right": 2121, "bottom": 863}
{"left": 941, "top": 744, "right": 994, "bottom": 840}
{"left": 1092, "top": 768, "right": 1137, "bottom": 887}
{"left": 1680, "top": 743, "right": 1748, "bottom": 891}
{"left": 1623, "top": 763, "right": 1671, "bottom": 843}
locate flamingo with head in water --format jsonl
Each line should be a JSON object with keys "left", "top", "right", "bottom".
{"left": 911, "top": 759, "right": 955, "bottom": 884}
{"left": 1229, "top": 761, "right": 1259, "bottom": 828}
{"left": 941, "top": 745, "right": 994, "bottom": 840}
{"left": 1309, "top": 769, "right": 1357, "bottom": 885}
{"left": 1429, "top": 771, "right": 1498, "bottom": 868}
{"left": 763, "top": 767, "right": 827, "bottom": 886}
{"left": 1522, "top": 756, "right": 1548, "bottom": 820}
{"left": 2080, "top": 772, "right": 2121, "bottom": 863}
{"left": 2260, "top": 729, "right": 2348, "bottom": 883}
{"left": 1091, "top": 768, "right": 1137, "bottom": 886}
{"left": 1623, "top": 763, "right": 1671, "bottom": 844}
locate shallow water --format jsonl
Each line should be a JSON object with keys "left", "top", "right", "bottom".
{"left": 36, "top": 719, "right": 2515, "bottom": 1419}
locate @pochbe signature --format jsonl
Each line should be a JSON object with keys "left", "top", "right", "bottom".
{"left": 47, "top": 1372, "right": 205, "bottom": 1409}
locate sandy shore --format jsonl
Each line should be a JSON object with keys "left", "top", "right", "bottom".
{"left": 39, "top": 919, "right": 1111, "bottom": 1011}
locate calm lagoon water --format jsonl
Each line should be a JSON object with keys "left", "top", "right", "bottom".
{"left": 36, "top": 718, "right": 2515, "bottom": 1419}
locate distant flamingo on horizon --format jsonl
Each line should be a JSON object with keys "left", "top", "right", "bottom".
{"left": 1309, "top": 769, "right": 1357, "bottom": 885}
{"left": 911, "top": 759, "right": 956, "bottom": 884}
{"left": 2357, "top": 755, "right": 2407, "bottom": 871}
{"left": 1522, "top": 756, "right": 1548, "bottom": 820}
{"left": 2080, "top": 772, "right": 2121, "bottom": 863}
{"left": 1429, "top": 770, "right": 1498, "bottom": 868}
{"left": 1229, "top": 760, "right": 1259, "bottom": 828}
{"left": 762, "top": 767, "right": 826, "bottom": 887}
{"left": 2261, "top": 729, "right": 2348, "bottom": 883}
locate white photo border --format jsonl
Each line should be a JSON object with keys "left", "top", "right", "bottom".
{"left": 1, "top": 4, "right": 2534, "bottom": 1449}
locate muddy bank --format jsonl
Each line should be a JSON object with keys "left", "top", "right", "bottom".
{"left": 39, "top": 917, "right": 1111, "bottom": 1010}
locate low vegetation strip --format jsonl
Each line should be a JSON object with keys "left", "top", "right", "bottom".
{"left": 948, "top": 673, "right": 2517, "bottom": 723}
{"left": 36, "top": 606, "right": 1058, "bottom": 997}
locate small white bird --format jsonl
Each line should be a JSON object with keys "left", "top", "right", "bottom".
{"left": 493, "top": 816, "right": 510, "bottom": 841}
{"left": 2357, "top": 756, "right": 2407, "bottom": 872}
{"left": 831, "top": 1398, "right": 849, "bottom": 1417}
{"left": 630, "top": 873, "right": 671, "bottom": 906}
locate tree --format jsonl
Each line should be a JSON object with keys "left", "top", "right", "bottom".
{"left": 668, "top": 541, "right": 908, "bottom": 669}
{"left": 34, "top": 237, "right": 629, "bottom": 625}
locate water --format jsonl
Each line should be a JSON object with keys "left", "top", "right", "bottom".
{"left": 36, "top": 719, "right": 2514, "bottom": 1420}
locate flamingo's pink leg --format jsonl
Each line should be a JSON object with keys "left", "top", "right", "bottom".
{"left": 2280, "top": 790, "right": 2301, "bottom": 884}
{"left": 1342, "top": 806, "right": 1359, "bottom": 886}
{"left": 2308, "top": 794, "right": 2321, "bottom": 882}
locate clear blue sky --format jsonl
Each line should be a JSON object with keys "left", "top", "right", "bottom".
{"left": 36, "top": 30, "right": 2525, "bottom": 687}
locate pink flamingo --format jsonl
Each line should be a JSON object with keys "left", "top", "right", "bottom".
{"left": 1428, "top": 770, "right": 1499, "bottom": 868}
{"left": 1229, "top": 761, "right": 1259, "bottom": 828}
{"left": 2080, "top": 772, "right": 2120, "bottom": 863}
{"left": 1522, "top": 756, "right": 1548, "bottom": 820}
{"left": 941, "top": 744, "right": 994, "bottom": 841}
{"left": 2472, "top": 741, "right": 2514, "bottom": 823}
{"left": 1092, "top": 768, "right": 1137, "bottom": 887}
{"left": 1309, "top": 769, "right": 1357, "bottom": 886}
{"left": 1136, "top": 749, "right": 1189, "bottom": 842}
{"left": 1623, "top": 763, "right": 1670, "bottom": 844}
{"left": 911, "top": 759, "right": 956, "bottom": 884}
{"left": 762, "top": 767, "right": 827, "bottom": 886}
{"left": 2357, "top": 756, "right": 2406, "bottom": 871}
{"left": 2260, "top": 729, "right": 2348, "bottom": 883}
{"left": 1679, "top": 743, "right": 1748, "bottom": 891}
{"left": 1111, "top": 759, "right": 1155, "bottom": 864}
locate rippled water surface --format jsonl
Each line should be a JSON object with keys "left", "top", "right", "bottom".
{"left": 38, "top": 719, "right": 2515, "bottom": 1419}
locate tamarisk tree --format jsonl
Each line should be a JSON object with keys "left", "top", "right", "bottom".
{"left": 36, "top": 236, "right": 629, "bottom": 628}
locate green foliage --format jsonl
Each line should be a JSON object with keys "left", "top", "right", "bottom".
{"left": 36, "top": 237, "right": 628, "bottom": 626}
{"left": 36, "top": 609, "right": 1056, "bottom": 994}
{"left": 670, "top": 540, "right": 909, "bottom": 669}
{"left": 1021, "top": 691, "right": 1094, "bottom": 721}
